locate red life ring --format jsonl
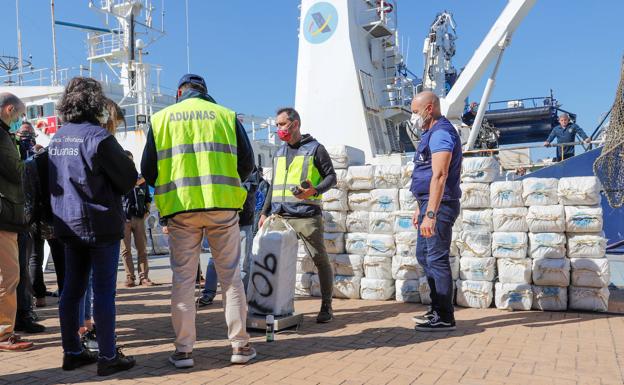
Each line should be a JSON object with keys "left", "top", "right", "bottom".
{"left": 376, "top": 0, "right": 393, "bottom": 14}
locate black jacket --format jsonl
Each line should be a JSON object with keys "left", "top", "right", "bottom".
{"left": 122, "top": 178, "right": 152, "bottom": 219}
{"left": 0, "top": 120, "right": 27, "bottom": 233}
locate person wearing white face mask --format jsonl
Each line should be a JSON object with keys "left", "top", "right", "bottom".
{"left": 0, "top": 92, "right": 34, "bottom": 352}
{"left": 409, "top": 91, "right": 463, "bottom": 332}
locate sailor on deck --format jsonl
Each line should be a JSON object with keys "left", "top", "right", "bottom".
{"left": 544, "top": 112, "right": 591, "bottom": 161}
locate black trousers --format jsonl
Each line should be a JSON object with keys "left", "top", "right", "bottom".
{"left": 16, "top": 232, "right": 33, "bottom": 320}
{"left": 49, "top": 238, "right": 66, "bottom": 295}
{"left": 29, "top": 232, "right": 46, "bottom": 299}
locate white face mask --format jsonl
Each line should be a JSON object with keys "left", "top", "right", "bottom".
{"left": 410, "top": 112, "right": 425, "bottom": 130}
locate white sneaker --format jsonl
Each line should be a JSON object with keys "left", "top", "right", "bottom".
{"left": 169, "top": 350, "right": 194, "bottom": 368}
{"left": 231, "top": 344, "right": 256, "bottom": 364}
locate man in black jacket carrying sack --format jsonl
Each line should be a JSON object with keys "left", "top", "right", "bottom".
{"left": 121, "top": 150, "right": 155, "bottom": 287}
{"left": 0, "top": 92, "right": 34, "bottom": 351}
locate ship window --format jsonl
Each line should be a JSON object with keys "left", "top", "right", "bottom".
{"left": 26, "top": 105, "right": 43, "bottom": 119}
{"left": 43, "top": 102, "right": 55, "bottom": 117}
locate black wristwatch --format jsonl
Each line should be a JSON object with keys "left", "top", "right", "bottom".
{"left": 426, "top": 211, "right": 436, "bottom": 219}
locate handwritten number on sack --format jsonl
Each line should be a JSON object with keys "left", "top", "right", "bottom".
{"left": 252, "top": 253, "right": 277, "bottom": 297}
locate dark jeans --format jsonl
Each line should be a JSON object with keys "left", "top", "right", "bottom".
{"left": 49, "top": 238, "right": 66, "bottom": 295}
{"left": 554, "top": 147, "right": 574, "bottom": 162}
{"left": 416, "top": 200, "right": 460, "bottom": 321}
{"left": 16, "top": 232, "right": 33, "bottom": 320}
{"left": 29, "top": 232, "right": 46, "bottom": 299}
{"left": 59, "top": 240, "right": 120, "bottom": 359}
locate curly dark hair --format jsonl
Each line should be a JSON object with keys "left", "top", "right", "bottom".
{"left": 56, "top": 77, "right": 106, "bottom": 124}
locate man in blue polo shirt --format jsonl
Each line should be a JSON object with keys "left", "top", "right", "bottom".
{"left": 409, "top": 91, "right": 462, "bottom": 332}
{"left": 544, "top": 113, "right": 590, "bottom": 161}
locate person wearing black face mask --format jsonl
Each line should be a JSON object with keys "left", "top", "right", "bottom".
{"left": 16, "top": 123, "right": 38, "bottom": 161}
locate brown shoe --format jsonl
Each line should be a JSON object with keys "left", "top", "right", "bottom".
{"left": 139, "top": 278, "right": 157, "bottom": 286}
{"left": 125, "top": 278, "right": 136, "bottom": 288}
{"left": 0, "top": 334, "right": 34, "bottom": 351}
{"left": 35, "top": 297, "right": 47, "bottom": 308}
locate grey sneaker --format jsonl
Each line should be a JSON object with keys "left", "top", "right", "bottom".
{"left": 412, "top": 309, "right": 435, "bottom": 325}
{"left": 231, "top": 344, "right": 256, "bottom": 364}
{"left": 169, "top": 350, "right": 194, "bottom": 368}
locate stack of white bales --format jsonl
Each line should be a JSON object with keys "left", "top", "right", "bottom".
{"left": 559, "top": 177, "right": 610, "bottom": 312}
{"left": 455, "top": 157, "right": 500, "bottom": 309}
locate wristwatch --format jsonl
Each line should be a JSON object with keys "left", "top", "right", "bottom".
{"left": 426, "top": 211, "right": 436, "bottom": 219}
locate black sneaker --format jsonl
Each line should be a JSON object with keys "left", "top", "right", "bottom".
{"left": 81, "top": 328, "right": 99, "bottom": 353}
{"left": 97, "top": 347, "right": 136, "bottom": 376}
{"left": 316, "top": 301, "right": 333, "bottom": 323}
{"left": 15, "top": 318, "right": 46, "bottom": 333}
{"left": 169, "top": 350, "right": 194, "bottom": 368}
{"left": 415, "top": 312, "right": 456, "bottom": 332}
{"left": 62, "top": 349, "right": 98, "bottom": 371}
{"left": 196, "top": 296, "right": 214, "bottom": 307}
{"left": 412, "top": 309, "right": 435, "bottom": 325}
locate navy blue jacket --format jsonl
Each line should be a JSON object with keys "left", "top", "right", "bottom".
{"left": 410, "top": 117, "right": 462, "bottom": 201}
{"left": 48, "top": 122, "right": 137, "bottom": 244}
{"left": 546, "top": 123, "right": 588, "bottom": 158}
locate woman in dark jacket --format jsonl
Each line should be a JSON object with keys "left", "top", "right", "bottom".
{"left": 48, "top": 77, "right": 137, "bottom": 376}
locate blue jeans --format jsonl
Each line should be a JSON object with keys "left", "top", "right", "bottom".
{"left": 59, "top": 240, "right": 120, "bottom": 359}
{"left": 79, "top": 272, "right": 93, "bottom": 323}
{"left": 202, "top": 225, "right": 253, "bottom": 298}
{"left": 416, "top": 200, "right": 460, "bottom": 320}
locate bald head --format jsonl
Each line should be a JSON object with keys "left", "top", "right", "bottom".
{"left": 0, "top": 92, "right": 25, "bottom": 127}
{"left": 411, "top": 91, "right": 442, "bottom": 130}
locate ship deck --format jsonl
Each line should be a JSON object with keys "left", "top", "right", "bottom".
{"left": 2, "top": 253, "right": 623, "bottom": 385}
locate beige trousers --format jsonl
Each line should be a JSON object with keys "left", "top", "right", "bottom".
{"left": 121, "top": 217, "right": 149, "bottom": 280}
{"left": 168, "top": 211, "right": 249, "bottom": 352}
{"left": 0, "top": 231, "right": 19, "bottom": 338}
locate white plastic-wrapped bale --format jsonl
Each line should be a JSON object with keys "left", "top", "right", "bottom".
{"left": 310, "top": 274, "right": 321, "bottom": 297}
{"left": 298, "top": 240, "right": 310, "bottom": 257}
{"left": 333, "top": 275, "right": 362, "bottom": 299}
{"left": 522, "top": 178, "right": 559, "bottom": 206}
{"left": 360, "top": 278, "right": 395, "bottom": 300}
{"left": 370, "top": 188, "right": 399, "bottom": 212}
{"left": 456, "top": 280, "right": 493, "bottom": 309}
{"left": 461, "top": 157, "right": 500, "bottom": 183}
{"left": 395, "top": 279, "right": 421, "bottom": 303}
{"left": 322, "top": 189, "right": 349, "bottom": 212}
{"left": 324, "top": 233, "right": 345, "bottom": 254}
{"left": 490, "top": 181, "right": 524, "bottom": 208}
{"left": 532, "top": 286, "right": 567, "bottom": 311}
{"left": 450, "top": 231, "right": 462, "bottom": 257}
{"left": 457, "top": 231, "right": 492, "bottom": 258}
{"left": 346, "top": 211, "right": 369, "bottom": 233}
{"left": 395, "top": 232, "right": 417, "bottom": 258}
{"left": 568, "top": 286, "right": 609, "bottom": 312}
{"left": 491, "top": 232, "right": 528, "bottom": 259}
{"left": 532, "top": 258, "right": 570, "bottom": 286}
{"left": 367, "top": 234, "right": 395, "bottom": 257}
{"left": 326, "top": 145, "right": 365, "bottom": 169}
{"left": 462, "top": 209, "right": 493, "bottom": 232}
{"left": 497, "top": 258, "right": 532, "bottom": 284}
{"left": 459, "top": 257, "right": 496, "bottom": 281}
{"left": 374, "top": 165, "right": 402, "bottom": 189}
{"left": 495, "top": 283, "right": 533, "bottom": 311}
{"left": 296, "top": 254, "right": 317, "bottom": 274}
{"left": 453, "top": 211, "right": 463, "bottom": 232}
{"left": 368, "top": 211, "right": 395, "bottom": 235}
{"left": 529, "top": 233, "right": 567, "bottom": 259}
{"left": 347, "top": 165, "right": 376, "bottom": 190}
{"left": 418, "top": 277, "right": 431, "bottom": 305}
{"left": 460, "top": 183, "right": 491, "bottom": 208}
{"left": 348, "top": 190, "right": 372, "bottom": 211}
{"left": 557, "top": 176, "right": 601, "bottom": 206}
{"left": 567, "top": 233, "right": 607, "bottom": 258}
{"left": 345, "top": 233, "right": 368, "bottom": 255}
{"left": 295, "top": 273, "right": 313, "bottom": 296}
{"left": 322, "top": 211, "right": 347, "bottom": 233}
{"left": 450, "top": 256, "right": 460, "bottom": 281}
{"left": 392, "top": 255, "right": 423, "bottom": 280}
{"left": 332, "top": 254, "right": 364, "bottom": 277}
{"left": 527, "top": 205, "right": 565, "bottom": 233}
{"left": 493, "top": 207, "right": 529, "bottom": 232}
{"left": 363, "top": 255, "right": 393, "bottom": 280}
{"left": 399, "top": 189, "right": 418, "bottom": 211}
{"left": 570, "top": 258, "right": 610, "bottom": 288}
{"left": 565, "top": 206, "right": 603, "bottom": 233}
{"left": 394, "top": 211, "right": 417, "bottom": 233}
{"left": 400, "top": 162, "right": 414, "bottom": 189}
{"left": 334, "top": 169, "right": 349, "bottom": 191}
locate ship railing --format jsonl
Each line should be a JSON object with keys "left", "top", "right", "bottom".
{"left": 487, "top": 96, "right": 558, "bottom": 110}
{"left": 0, "top": 66, "right": 93, "bottom": 87}
{"left": 463, "top": 140, "right": 604, "bottom": 170}
{"left": 87, "top": 31, "right": 125, "bottom": 59}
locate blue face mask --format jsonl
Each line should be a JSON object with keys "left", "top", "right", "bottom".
{"left": 9, "top": 119, "right": 22, "bottom": 134}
